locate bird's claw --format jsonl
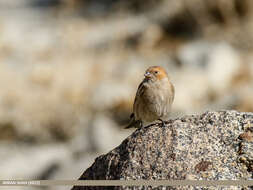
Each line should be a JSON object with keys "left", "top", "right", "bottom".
{"left": 158, "top": 119, "right": 166, "bottom": 127}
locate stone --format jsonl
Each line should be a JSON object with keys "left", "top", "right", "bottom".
{"left": 71, "top": 110, "right": 253, "bottom": 190}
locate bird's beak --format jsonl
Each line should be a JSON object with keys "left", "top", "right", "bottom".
{"left": 144, "top": 72, "right": 151, "bottom": 78}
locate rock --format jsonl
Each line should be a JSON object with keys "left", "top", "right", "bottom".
{"left": 177, "top": 41, "right": 212, "bottom": 69}
{"left": 91, "top": 114, "right": 130, "bottom": 153}
{"left": 0, "top": 143, "right": 70, "bottom": 179}
{"left": 206, "top": 43, "right": 241, "bottom": 95}
{"left": 72, "top": 110, "right": 253, "bottom": 190}
{"left": 177, "top": 41, "right": 241, "bottom": 95}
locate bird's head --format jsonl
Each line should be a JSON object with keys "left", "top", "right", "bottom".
{"left": 144, "top": 66, "right": 168, "bottom": 82}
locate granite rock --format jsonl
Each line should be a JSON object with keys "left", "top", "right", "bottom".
{"left": 72, "top": 110, "right": 253, "bottom": 190}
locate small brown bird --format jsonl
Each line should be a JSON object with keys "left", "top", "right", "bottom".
{"left": 126, "top": 66, "right": 175, "bottom": 128}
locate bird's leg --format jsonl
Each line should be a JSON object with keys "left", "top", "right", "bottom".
{"left": 136, "top": 120, "right": 145, "bottom": 131}
{"left": 158, "top": 119, "right": 166, "bottom": 127}
{"left": 140, "top": 120, "right": 143, "bottom": 128}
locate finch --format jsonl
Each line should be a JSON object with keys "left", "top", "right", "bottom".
{"left": 126, "top": 66, "right": 175, "bottom": 129}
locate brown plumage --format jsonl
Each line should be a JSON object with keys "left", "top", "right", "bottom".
{"left": 126, "top": 66, "right": 175, "bottom": 129}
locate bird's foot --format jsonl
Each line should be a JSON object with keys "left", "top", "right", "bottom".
{"left": 158, "top": 119, "right": 166, "bottom": 127}
{"left": 144, "top": 123, "right": 156, "bottom": 129}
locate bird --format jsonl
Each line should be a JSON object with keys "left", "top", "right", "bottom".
{"left": 126, "top": 66, "right": 175, "bottom": 129}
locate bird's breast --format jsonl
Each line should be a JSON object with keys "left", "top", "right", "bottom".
{"left": 138, "top": 83, "right": 171, "bottom": 121}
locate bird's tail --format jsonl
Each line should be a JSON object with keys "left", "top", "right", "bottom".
{"left": 125, "top": 113, "right": 142, "bottom": 129}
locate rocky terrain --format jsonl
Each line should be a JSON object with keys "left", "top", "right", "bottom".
{"left": 0, "top": 0, "right": 253, "bottom": 190}
{"left": 72, "top": 110, "right": 253, "bottom": 190}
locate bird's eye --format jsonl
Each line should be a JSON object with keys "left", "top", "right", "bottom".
{"left": 155, "top": 71, "right": 159, "bottom": 74}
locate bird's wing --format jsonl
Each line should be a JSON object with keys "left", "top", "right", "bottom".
{"left": 133, "top": 80, "right": 146, "bottom": 117}
{"left": 135, "top": 81, "right": 145, "bottom": 98}
{"left": 170, "top": 82, "right": 175, "bottom": 104}
{"left": 125, "top": 80, "right": 146, "bottom": 129}
{"left": 125, "top": 113, "right": 142, "bottom": 129}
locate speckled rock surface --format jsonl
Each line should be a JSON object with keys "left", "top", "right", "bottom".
{"left": 72, "top": 110, "right": 253, "bottom": 190}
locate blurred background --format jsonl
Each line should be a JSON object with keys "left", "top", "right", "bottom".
{"left": 0, "top": 0, "right": 253, "bottom": 189}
